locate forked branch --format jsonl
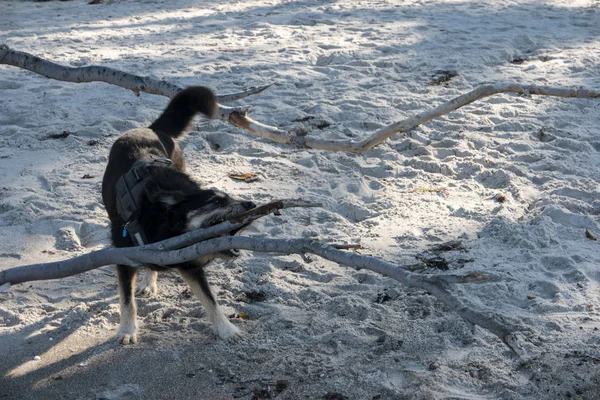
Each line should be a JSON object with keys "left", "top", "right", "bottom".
{"left": 0, "top": 234, "right": 523, "bottom": 353}
{"left": 2, "top": 44, "right": 597, "bottom": 154}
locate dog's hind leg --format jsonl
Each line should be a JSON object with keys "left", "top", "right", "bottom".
{"left": 117, "top": 264, "right": 139, "bottom": 344}
{"left": 177, "top": 262, "right": 241, "bottom": 341}
{"left": 136, "top": 268, "right": 158, "bottom": 297}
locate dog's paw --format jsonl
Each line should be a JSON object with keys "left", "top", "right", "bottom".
{"left": 117, "top": 332, "right": 138, "bottom": 345}
{"left": 136, "top": 270, "right": 158, "bottom": 297}
{"left": 117, "top": 324, "right": 138, "bottom": 345}
{"left": 214, "top": 319, "right": 242, "bottom": 341}
{"left": 135, "top": 283, "right": 157, "bottom": 297}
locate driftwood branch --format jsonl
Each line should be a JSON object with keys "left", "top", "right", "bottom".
{"left": 2, "top": 45, "right": 597, "bottom": 155}
{"left": 0, "top": 44, "right": 271, "bottom": 129}
{"left": 0, "top": 234, "right": 523, "bottom": 353}
{"left": 0, "top": 200, "right": 522, "bottom": 353}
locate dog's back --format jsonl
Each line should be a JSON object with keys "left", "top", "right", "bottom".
{"left": 102, "top": 87, "right": 217, "bottom": 221}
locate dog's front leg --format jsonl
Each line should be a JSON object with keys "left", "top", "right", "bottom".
{"left": 117, "top": 265, "right": 139, "bottom": 344}
{"left": 178, "top": 262, "right": 242, "bottom": 341}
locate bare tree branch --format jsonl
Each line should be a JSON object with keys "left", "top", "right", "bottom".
{"left": 351, "top": 83, "right": 600, "bottom": 154}
{"left": 0, "top": 44, "right": 271, "bottom": 125}
{"left": 0, "top": 235, "right": 523, "bottom": 353}
{"left": 2, "top": 45, "right": 597, "bottom": 155}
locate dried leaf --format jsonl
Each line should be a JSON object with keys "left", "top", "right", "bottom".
{"left": 465, "top": 273, "right": 488, "bottom": 282}
{"left": 511, "top": 58, "right": 526, "bottom": 64}
{"left": 415, "top": 187, "right": 449, "bottom": 196}
{"left": 585, "top": 229, "right": 597, "bottom": 241}
{"left": 229, "top": 313, "right": 250, "bottom": 320}
{"left": 229, "top": 172, "right": 259, "bottom": 182}
{"left": 527, "top": 295, "right": 536, "bottom": 300}
{"left": 495, "top": 194, "right": 506, "bottom": 203}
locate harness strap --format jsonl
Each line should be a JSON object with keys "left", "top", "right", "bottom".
{"left": 115, "top": 165, "right": 151, "bottom": 223}
{"left": 115, "top": 157, "right": 173, "bottom": 246}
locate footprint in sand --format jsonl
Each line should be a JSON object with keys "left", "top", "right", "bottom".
{"left": 530, "top": 280, "right": 560, "bottom": 300}
{"left": 0, "top": 80, "right": 23, "bottom": 90}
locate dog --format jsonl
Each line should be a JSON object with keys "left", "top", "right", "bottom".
{"left": 101, "top": 86, "right": 255, "bottom": 344}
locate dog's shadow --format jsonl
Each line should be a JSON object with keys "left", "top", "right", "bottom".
{"left": 0, "top": 278, "right": 120, "bottom": 396}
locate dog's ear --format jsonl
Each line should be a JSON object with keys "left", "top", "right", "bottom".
{"left": 158, "top": 194, "right": 181, "bottom": 207}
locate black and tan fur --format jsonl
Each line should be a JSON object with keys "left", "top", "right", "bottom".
{"left": 102, "top": 87, "right": 254, "bottom": 344}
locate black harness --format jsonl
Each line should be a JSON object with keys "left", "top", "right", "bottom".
{"left": 115, "top": 156, "right": 173, "bottom": 246}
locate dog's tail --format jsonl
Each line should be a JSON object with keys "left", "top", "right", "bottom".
{"left": 149, "top": 86, "right": 217, "bottom": 138}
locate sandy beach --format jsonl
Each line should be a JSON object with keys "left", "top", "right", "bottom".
{"left": 1, "top": 0, "right": 599, "bottom": 399}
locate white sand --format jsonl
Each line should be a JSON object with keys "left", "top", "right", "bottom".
{"left": 1, "top": 0, "right": 599, "bottom": 399}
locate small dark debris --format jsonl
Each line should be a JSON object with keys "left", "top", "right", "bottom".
{"left": 428, "top": 361, "right": 439, "bottom": 371}
{"left": 53, "top": 375, "right": 64, "bottom": 380}
{"left": 375, "top": 291, "right": 391, "bottom": 304}
{"left": 88, "top": 139, "right": 99, "bottom": 146}
{"left": 275, "top": 380, "right": 289, "bottom": 392}
{"left": 536, "top": 127, "right": 555, "bottom": 143}
{"left": 233, "top": 387, "right": 253, "bottom": 398}
{"left": 293, "top": 115, "right": 331, "bottom": 130}
{"left": 243, "top": 290, "right": 267, "bottom": 303}
{"left": 429, "top": 70, "right": 458, "bottom": 86}
{"left": 564, "top": 351, "right": 600, "bottom": 364}
{"left": 511, "top": 58, "right": 526, "bottom": 64}
{"left": 81, "top": 174, "right": 94, "bottom": 179}
{"left": 430, "top": 240, "right": 464, "bottom": 252}
{"left": 0, "top": 253, "right": 21, "bottom": 259}
{"left": 415, "top": 255, "right": 449, "bottom": 270}
{"left": 252, "top": 386, "right": 272, "bottom": 399}
{"left": 48, "top": 131, "right": 70, "bottom": 139}
{"left": 323, "top": 392, "right": 348, "bottom": 400}
{"left": 585, "top": 229, "right": 597, "bottom": 241}
{"left": 293, "top": 116, "right": 314, "bottom": 123}
{"left": 495, "top": 194, "right": 506, "bottom": 203}
{"left": 185, "top": 373, "right": 195, "bottom": 378}
{"left": 229, "top": 312, "right": 250, "bottom": 320}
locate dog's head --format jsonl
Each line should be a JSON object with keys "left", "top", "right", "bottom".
{"left": 140, "top": 167, "right": 255, "bottom": 242}
{"left": 183, "top": 189, "right": 256, "bottom": 231}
